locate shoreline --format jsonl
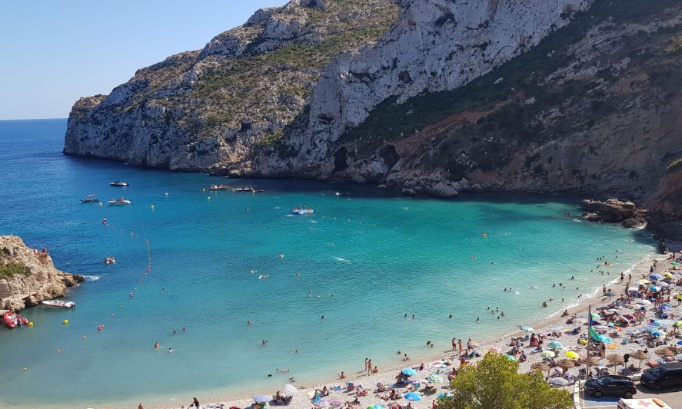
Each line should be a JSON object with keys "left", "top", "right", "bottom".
{"left": 15, "top": 249, "right": 670, "bottom": 409}
{"left": 148, "top": 251, "right": 670, "bottom": 409}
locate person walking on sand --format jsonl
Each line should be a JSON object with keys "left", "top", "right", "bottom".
{"left": 452, "top": 337, "right": 456, "bottom": 351}
{"left": 189, "top": 397, "right": 200, "bottom": 408}
{"left": 138, "top": 404, "right": 145, "bottom": 409}
{"left": 367, "top": 359, "right": 372, "bottom": 375}
{"left": 458, "top": 339, "right": 463, "bottom": 355}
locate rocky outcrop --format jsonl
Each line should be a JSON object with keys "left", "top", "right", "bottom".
{"left": 0, "top": 236, "right": 84, "bottom": 312}
{"left": 580, "top": 198, "right": 646, "bottom": 227}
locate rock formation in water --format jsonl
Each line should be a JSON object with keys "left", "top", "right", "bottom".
{"left": 65, "top": 0, "right": 682, "bottom": 215}
{"left": 0, "top": 235, "right": 84, "bottom": 312}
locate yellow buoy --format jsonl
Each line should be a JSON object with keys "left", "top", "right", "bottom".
{"left": 62, "top": 319, "right": 69, "bottom": 325}
{"left": 207, "top": 196, "right": 211, "bottom": 201}
{"left": 202, "top": 188, "right": 206, "bottom": 192}
{"left": 28, "top": 321, "right": 33, "bottom": 327}
{"left": 99, "top": 202, "right": 103, "bottom": 206}
{"left": 165, "top": 192, "right": 168, "bottom": 197}
{"left": 151, "top": 205, "right": 155, "bottom": 210}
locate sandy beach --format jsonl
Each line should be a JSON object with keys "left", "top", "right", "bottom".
{"left": 125, "top": 246, "right": 682, "bottom": 409}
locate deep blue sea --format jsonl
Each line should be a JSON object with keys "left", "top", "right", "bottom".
{"left": 0, "top": 119, "right": 657, "bottom": 408}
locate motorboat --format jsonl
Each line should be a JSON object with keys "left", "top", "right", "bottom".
{"left": 209, "top": 184, "right": 229, "bottom": 191}
{"left": 233, "top": 187, "right": 254, "bottom": 192}
{"left": 291, "top": 207, "right": 314, "bottom": 215}
{"left": 108, "top": 197, "right": 131, "bottom": 205}
{"left": 81, "top": 194, "right": 99, "bottom": 203}
{"left": 3, "top": 311, "right": 29, "bottom": 329}
{"left": 110, "top": 181, "right": 129, "bottom": 187}
{"left": 104, "top": 256, "right": 116, "bottom": 264}
{"left": 42, "top": 300, "right": 76, "bottom": 309}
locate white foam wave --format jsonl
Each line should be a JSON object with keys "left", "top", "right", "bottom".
{"left": 83, "top": 275, "right": 101, "bottom": 282}
{"left": 334, "top": 257, "right": 351, "bottom": 263}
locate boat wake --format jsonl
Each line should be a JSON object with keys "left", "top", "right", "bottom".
{"left": 83, "top": 275, "right": 101, "bottom": 282}
{"left": 334, "top": 257, "right": 351, "bottom": 263}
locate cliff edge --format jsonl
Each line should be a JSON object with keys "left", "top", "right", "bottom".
{"left": 0, "top": 235, "right": 84, "bottom": 312}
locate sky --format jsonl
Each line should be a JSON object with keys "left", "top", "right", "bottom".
{"left": 0, "top": 0, "right": 288, "bottom": 120}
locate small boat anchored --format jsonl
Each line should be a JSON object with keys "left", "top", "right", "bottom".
{"left": 108, "top": 197, "right": 131, "bottom": 205}
{"left": 81, "top": 194, "right": 99, "bottom": 203}
{"left": 42, "top": 300, "right": 76, "bottom": 309}
{"left": 209, "top": 184, "right": 230, "bottom": 191}
{"left": 3, "top": 311, "right": 29, "bottom": 329}
{"left": 291, "top": 206, "right": 313, "bottom": 215}
{"left": 110, "top": 181, "right": 129, "bottom": 187}
{"left": 104, "top": 256, "right": 116, "bottom": 264}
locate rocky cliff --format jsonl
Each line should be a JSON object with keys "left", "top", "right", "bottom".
{"left": 65, "top": 0, "right": 682, "bottom": 214}
{"left": 0, "top": 235, "right": 84, "bottom": 312}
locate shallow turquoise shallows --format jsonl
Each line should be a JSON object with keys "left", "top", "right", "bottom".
{"left": 0, "top": 119, "right": 656, "bottom": 408}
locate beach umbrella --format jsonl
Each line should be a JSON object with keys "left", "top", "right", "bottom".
{"left": 659, "top": 282, "right": 670, "bottom": 287}
{"left": 636, "top": 299, "right": 651, "bottom": 305}
{"left": 650, "top": 286, "right": 661, "bottom": 292}
{"left": 254, "top": 395, "right": 271, "bottom": 403}
{"left": 565, "top": 350, "right": 579, "bottom": 359}
{"left": 367, "top": 405, "right": 384, "bottom": 409}
{"left": 401, "top": 368, "right": 418, "bottom": 376}
{"left": 548, "top": 341, "right": 563, "bottom": 350}
{"left": 655, "top": 347, "right": 675, "bottom": 357}
{"left": 672, "top": 261, "right": 680, "bottom": 266}
{"left": 520, "top": 326, "right": 534, "bottom": 332}
{"left": 636, "top": 279, "right": 649, "bottom": 285}
{"left": 606, "top": 354, "right": 625, "bottom": 369}
{"left": 556, "top": 359, "right": 575, "bottom": 370}
{"left": 651, "top": 330, "right": 665, "bottom": 338}
{"left": 650, "top": 274, "right": 663, "bottom": 280}
{"left": 437, "top": 393, "right": 453, "bottom": 399}
{"left": 630, "top": 350, "right": 649, "bottom": 368}
{"left": 591, "top": 312, "right": 602, "bottom": 321}
{"left": 664, "top": 272, "right": 675, "bottom": 279}
{"left": 404, "top": 392, "right": 422, "bottom": 401}
{"left": 585, "top": 357, "right": 602, "bottom": 366}
{"left": 282, "top": 384, "right": 298, "bottom": 395}
{"left": 599, "top": 335, "right": 612, "bottom": 343}
{"left": 540, "top": 350, "right": 556, "bottom": 359}
{"left": 677, "top": 340, "right": 682, "bottom": 345}
{"left": 531, "top": 362, "right": 550, "bottom": 376}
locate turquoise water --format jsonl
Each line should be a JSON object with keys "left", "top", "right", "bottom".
{"left": 0, "top": 119, "right": 657, "bottom": 408}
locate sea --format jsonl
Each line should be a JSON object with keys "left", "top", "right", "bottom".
{"left": 0, "top": 119, "right": 658, "bottom": 408}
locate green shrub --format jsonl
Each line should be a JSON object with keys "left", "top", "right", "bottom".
{"left": 667, "top": 158, "right": 682, "bottom": 173}
{"left": 0, "top": 262, "right": 31, "bottom": 280}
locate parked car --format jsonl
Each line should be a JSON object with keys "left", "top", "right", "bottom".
{"left": 585, "top": 375, "right": 637, "bottom": 398}
{"left": 640, "top": 362, "right": 682, "bottom": 391}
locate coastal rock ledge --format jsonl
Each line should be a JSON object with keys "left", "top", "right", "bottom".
{"left": 0, "top": 235, "right": 84, "bottom": 312}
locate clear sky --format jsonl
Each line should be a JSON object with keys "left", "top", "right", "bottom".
{"left": 0, "top": 0, "right": 287, "bottom": 120}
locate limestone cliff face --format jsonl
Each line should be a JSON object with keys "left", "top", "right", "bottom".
{"left": 65, "top": 0, "right": 682, "bottom": 205}
{"left": 64, "top": 0, "right": 400, "bottom": 171}
{"left": 0, "top": 236, "right": 84, "bottom": 312}
{"left": 284, "top": 0, "right": 593, "bottom": 169}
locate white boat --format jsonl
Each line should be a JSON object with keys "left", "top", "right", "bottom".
{"left": 42, "top": 300, "right": 76, "bottom": 309}
{"left": 110, "top": 181, "right": 129, "bottom": 187}
{"left": 108, "top": 197, "right": 131, "bottom": 205}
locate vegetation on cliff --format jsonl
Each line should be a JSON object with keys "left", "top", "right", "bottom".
{"left": 67, "top": 0, "right": 400, "bottom": 156}
{"left": 338, "top": 0, "right": 682, "bottom": 183}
